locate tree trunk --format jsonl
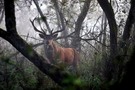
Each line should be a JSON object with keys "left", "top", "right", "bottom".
{"left": 71, "top": 0, "right": 92, "bottom": 52}
{"left": 52, "top": 0, "right": 69, "bottom": 47}
{"left": 97, "top": 0, "right": 118, "bottom": 82}
{"left": 101, "top": 13, "right": 107, "bottom": 54}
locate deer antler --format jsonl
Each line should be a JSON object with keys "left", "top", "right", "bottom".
{"left": 30, "top": 17, "right": 64, "bottom": 36}
{"left": 30, "top": 17, "right": 46, "bottom": 35}
{"left": 50, "top": 28, "right": 64, "bottom": 36}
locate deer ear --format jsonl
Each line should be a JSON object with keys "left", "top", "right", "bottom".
{"left": 39, "top": 34, "right": 44, "bottom": 38}
{"left": 53, "top": 33, "right": 58, "bottom": 38}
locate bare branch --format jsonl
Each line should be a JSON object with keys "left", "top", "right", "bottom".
{"left": 52, "top": 0, "right": 66, "bottom": 31}
{"left": 85, "top": 41, "right": 100, "bottom": 52}
{"left": 33, "top": 0, "right": 52, "bottom": 33}
{"left": 92, "top": 15, "right": 102, "bottom": 31}
{"left": 56, "top": 31, "right": 75, "bottom": 40}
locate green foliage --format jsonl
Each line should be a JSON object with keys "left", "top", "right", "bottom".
{"left": 89, "top": 75, "right": 102, "bottom": 90}
{"left": 62, "top": 75, "right": 83, "bottom": 90}
{"left": 0, "top": 49, "right": 105, "bottom": 90}
{"left": 62, "top": 75, "right": 82, "bottom": 85}
{"left": 78, "top": 52, "right": 104, "bottom": 90}
{"left": 0, "top": 54, "right": 38, "bottom": 90}
{"left": 0, "top": 56, "right": 20, "bottom": 90}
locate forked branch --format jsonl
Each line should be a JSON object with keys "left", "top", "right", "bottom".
{"left": 33, "top": 0, "right": 52, "bottom": 33}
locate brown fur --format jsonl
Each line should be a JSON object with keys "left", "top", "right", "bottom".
{"left": 50, "top": 41, "right": 80, "bottom": 71}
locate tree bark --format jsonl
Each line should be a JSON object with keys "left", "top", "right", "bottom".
{"left": 120, "top": 0, "right": 135, "bottom": 55}
{"left": 97, "top": 0, "right": 118, "bottom": 82}
{"left": 71, "top": 0, "right": 92, "bottom": 52}
{"left": 97, "top": 0, "right": 118, "bottom": 58}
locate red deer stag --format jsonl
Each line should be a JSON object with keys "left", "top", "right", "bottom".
{"left": 30, "top": 18, "right": 80, "bottom": 72}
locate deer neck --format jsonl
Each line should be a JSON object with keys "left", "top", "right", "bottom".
{"left": 51, "top": 41, "right": 61, "bottom": 53}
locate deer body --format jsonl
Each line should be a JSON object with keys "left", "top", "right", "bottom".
{"left": 30, "top": 18, "right": 79, "bottom": 72}
{"left": 45, "top": 41, "right": 75, "bottom": 64}
{"left": 40, "top": 34, "right": 79, "bottom": 72}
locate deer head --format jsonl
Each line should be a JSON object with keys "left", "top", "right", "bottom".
{"left": 30, "top": 17, "right": 61, "bottom": 45}
{"left": 39, "top": 33, "right": 58, "bottom": 48}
